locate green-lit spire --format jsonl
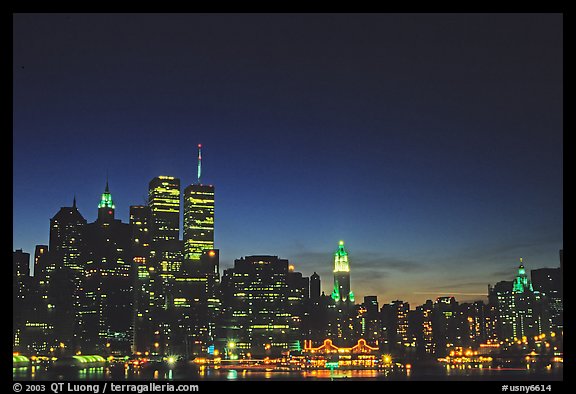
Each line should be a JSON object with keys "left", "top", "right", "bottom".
{"left": 512, "top": 257, "right": 533, "bottom": 293}
{"left": 334, "top": 240, "right": 349, "bottom": 272}
{"left": 331, "top": 240, "right": 354, "bottom": 303}
{"left": 98, "top": 180, "right": 115, "bottom": 210}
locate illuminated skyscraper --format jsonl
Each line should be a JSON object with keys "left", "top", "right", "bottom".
{"left": 48, "top": 196, "right": 87, "bottom": 274}
{"left": 81, "top": 180, "right": 133, "bottom": 354}
{"left": 381, "top": 300, "right": 410, "bottom": 351}
{"left": 148, "top": 176, "right": 180, "bottom": 243}
{"left": 172, "top": 249, "right": 220, "bottom": 356}
{"left": 218, "top": 255, "right": 302, "bottom": 356}
{"left": 459, "top": 301, "right": 490, "bottom": 347}
{"left": 415, "top": 300, "right": 435, "bottom": 355}
{"left": 97, "top": 180, "right": 116, "bottom": 222}
{"left": 331, "top": 241, "right": 354, "bottom": 303}
{"left": 326, "top": 241, "right": 357, "bottom": 346}
{"left": 488, "top": 280, "right": 515, "bottom": 341}
{"left": 183, "top": 145, "right": 214, "bottom": 263}
{"left": 359, "top": 296, "right": 380, "bottom": 343}
{"left": 489, "top": 259, "right": 545, "bottom": 342}
{"left": 173, "top": 144, "right": 218, "bottom": 356}
{"left": 287, "top": 267, "right": 309, "bottom": 350}
{"left": 431, "top": 296, "right": 461, "bottom": 355}
{"left": 183, "top": 184, "right": 214, "bottom": 262}
{"left": 13, "top": 249, "right": 31, "bottom": 280}
{"left": 148, "top": 176, "right": 183, "bottom": 318}
{"left": 13, "top": 249, "right": 31, "bottom": 349}
{"left": 512, "top": 260, "right": 545, "bottom": 339}
{"left": 129, "top": 205, "right": 155, "bottom": 353}
{"left": 531, "top": 267, "right": 563, "bottom": 332}
{"left": 33, "top": 245, "right": 48, "bottom": 277}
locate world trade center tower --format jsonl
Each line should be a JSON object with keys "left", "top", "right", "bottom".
{"left": 183, "top": 144, "right": 215, "bottom": 263}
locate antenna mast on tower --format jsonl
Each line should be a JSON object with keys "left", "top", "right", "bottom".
{"left": 197, "top": 144, "right": 202, "bottom": 185}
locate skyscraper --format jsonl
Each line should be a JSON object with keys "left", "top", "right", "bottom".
{"left": 489, "top": 259, "right": 545, "bottom": 342}
{"left": 415, "top": 300, "right": 435, "bottom": 355}
{"left": 171, "top": 249, "right": 220, "bottom": 356}
{"left": 48, "top": 197, "right": 87, "bottom": 275}
{"left": 512, "top": 260, "right": 545, "bottom": 338}
{"left": 431, "top": 296, "right": 462, "bottom": 355}
{"left": 488, "top": 280, "right": 515, "bottom": 341}
{"left": 287, "top": 267, "right": 310, "bottom": 351}
{"left": 33, "top": 245, "right": 48, "bottom": 277}
{"left": 327, "top": 241, "right": 357, "bottom": 345}
{"left": 310, "top": 272, "right": 320, "bottom": 301}
{"left": 218, "top": 255, "right": 302, "bottom": 356}
{"left": 45, "top": 198, "right": 87, "bottom": 352}
{"left": 13, "top": 249, "right": 31, "bottom": 349}
{"left": 381, "top": 300, "right": 410, "bottom": 352}
{"left": 14, "top": 249, "right": 54, "bottom": 354}
{"left": 531, "top": 267, "right": 563, "bottom": 332}
{"left": 360, "top": 296, "right": 380, "bottom": 343}
{"left": 81, "top": 180, "right": 133, "bottom": 354}
{"left": 331, "top": 241, "right": 354, "bottom": 303}
{"left": 183, "top": 145, "right": 214, "bottom": 263}
{"left": 148, "top": 176, "right": 180, "bottom": 243}
{"left": 147, "top": 176, "right": 182, "bottom": 320}
{"left": 129, "top": 205, "right": 155, "bottom": 354}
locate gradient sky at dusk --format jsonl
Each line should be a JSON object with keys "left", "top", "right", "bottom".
{"left": 13, "top": 13, "right": 563, "bottom": 306}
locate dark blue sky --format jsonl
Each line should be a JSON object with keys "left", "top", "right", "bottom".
{"left": 13, "top": 13, "right": 563, "bottom": 305}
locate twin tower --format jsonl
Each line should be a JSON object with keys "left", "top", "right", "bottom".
{"left": 147, "top": 144, "right": 215, "bottom": 263}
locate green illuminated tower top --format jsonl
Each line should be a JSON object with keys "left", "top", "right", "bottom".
{"left": 512, "top": 257, "right": 534, "bottom": 293}
{"left": 98, "top": 179, "right": 116, "bottom": 221}
{"left": 333, "top": 240, "right": 350, "bottom": 272}
{"left": 98, "top": 179, "right": 115, "bottom": 209}
{"left": 331, "top": 240, "right": 354, "bottom": 303}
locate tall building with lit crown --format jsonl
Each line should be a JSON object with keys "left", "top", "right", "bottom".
{"left": 489, "top": 258, "right": 545, "bottom": 342}
{"left": 326, "top": 241, "right": 358, "bottom": 346}
{"left": 331, "top": 241, "right": 354, "bottom": 303}
{"left": 80, "top": 180, "right": 133, "bottom": 354}
{"left": 511, "top": 260, "right": 545, "bottom": 339}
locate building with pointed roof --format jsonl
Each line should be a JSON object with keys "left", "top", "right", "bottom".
{"left": 80, "top": 179, "right": 133, "bottom": 354}
{"left": 331, "top": 241, "right": 354, "bottom": 303}
{"left": 489, "top": 259, "right": 546, "bottom": 342}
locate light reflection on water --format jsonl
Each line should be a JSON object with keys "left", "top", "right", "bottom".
{"left": 13, "top": 365, "right": 562, "bottom": 381}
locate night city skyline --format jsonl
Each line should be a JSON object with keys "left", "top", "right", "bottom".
{"left": 13, "top": 13, "right": 563, "bottom": 307}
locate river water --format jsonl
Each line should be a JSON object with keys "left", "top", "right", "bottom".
{"left": 13, "top": 364, "right": 562, "bottom": 381}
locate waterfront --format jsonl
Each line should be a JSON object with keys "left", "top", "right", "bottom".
{"left": 13, "top": 364, "right": 562, "bottom": 381}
